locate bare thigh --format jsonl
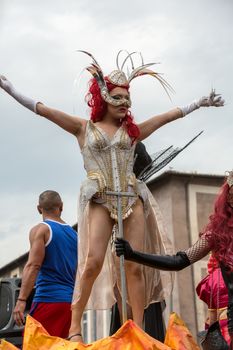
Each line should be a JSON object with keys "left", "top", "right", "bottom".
{"left": 123, "top": 198, "right": 145, "bottom": 250}
{"left": 87, "top": 201, "right": 115, "bottom": 264}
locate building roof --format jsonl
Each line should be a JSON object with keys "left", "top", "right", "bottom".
{"left": 0, "top": 252, "right": 29, "bottom": 276}
{"left": 147, "top": 170, "right": 225, "bottom": 185}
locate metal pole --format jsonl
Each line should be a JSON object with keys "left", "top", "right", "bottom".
{"left": 117, "top": 194, "right": 127, "bottom": 324}
{"left": 106, "top": 190, "right": 137, "bottom": 324}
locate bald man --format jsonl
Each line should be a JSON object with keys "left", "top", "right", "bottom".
{"left": 13, "top": 190, "right": 77, "bottom": 338}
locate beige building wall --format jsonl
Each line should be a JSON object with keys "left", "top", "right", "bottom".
{"left": 149, "top": 172, "right": 224, "bottom": 337}
{"left": 188, "top": 184, "right": 220, "bottom": 332}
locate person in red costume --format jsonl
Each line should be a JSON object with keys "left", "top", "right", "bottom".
{"left": 196, "top": 254, "right": 230, "bottom": 345}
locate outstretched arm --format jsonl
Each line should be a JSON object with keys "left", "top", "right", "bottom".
{"left": 13, "top": 224, "right": 49, "bottom": 326}
{"left": 0, "top": 75, "right": 86, "bottom": 136}
{"left": 138, "top": 89, "right": 224, "bottom": 141}
{"left": 115, "top": 237, "right": 211, "bottom": 271}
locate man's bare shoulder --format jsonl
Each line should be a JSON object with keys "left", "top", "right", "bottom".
{"left": 29, "top": 223, "right": 50, "bottom": 242}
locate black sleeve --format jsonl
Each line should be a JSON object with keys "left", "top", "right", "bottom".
{"left": 130, "top": 250, "right": 191, "bottom": 271}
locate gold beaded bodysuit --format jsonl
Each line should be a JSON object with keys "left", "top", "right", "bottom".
{"left": 79, "top": 120, "right": 138, "bottom": 220}
{"left": 73, "top": 120, "right": 174, "bottom": 309}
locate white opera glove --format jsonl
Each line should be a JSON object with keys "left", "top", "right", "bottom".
{"left": 180, "top": 89, "right": 225, "bottom": 117}
{"left": 0, "top": 75, "right": 39, "bottom": 113}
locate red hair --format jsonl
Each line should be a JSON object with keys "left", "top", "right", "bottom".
{"left": 200, "top": 182, "right": 233, "bottom": 270}
{"left": 85, "top": 78, "right": 140, "bottom": 142}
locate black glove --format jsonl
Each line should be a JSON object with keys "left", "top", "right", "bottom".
{"left": 115, "top": 238, "right": 134, "bottom": 259}
{"left": 115, "top": 238, "right": 190, "bottom": 271}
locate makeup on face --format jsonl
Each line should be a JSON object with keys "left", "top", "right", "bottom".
{"left": 109, "top": 87, "right": 132, "bottom": 108}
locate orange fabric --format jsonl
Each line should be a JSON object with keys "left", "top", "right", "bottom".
{"left": 0, "top": 339, "right": 19, "bottom": 350}
{"left": 164, "top": 313, "right": 201, "bottom": 350}
{"left": 22, "top": 315, "right": 171, "bottom": 350}
{"left": 3, "top": 313, "right": 201, "bottom": 350}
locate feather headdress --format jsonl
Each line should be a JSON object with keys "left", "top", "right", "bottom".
{"left": 77, "top": 50, "right": 174, "bottom": 106}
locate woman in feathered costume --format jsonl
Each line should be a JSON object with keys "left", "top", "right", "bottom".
{"left": 0, "top": 50, "right": 224, "bottom": 341}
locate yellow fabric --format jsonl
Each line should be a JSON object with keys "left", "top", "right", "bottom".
{"left": 0, "top": 339, "right": 19, "bottom": 350}
{"left": 164, "top": 313, "right": 201, "bottom": 350}
{"left": 22, "top": 315, "right": 170, "bottom": 350}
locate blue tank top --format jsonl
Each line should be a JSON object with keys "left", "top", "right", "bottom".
{"left": 33, "top": 220, "right": 78, "bottom": 302}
